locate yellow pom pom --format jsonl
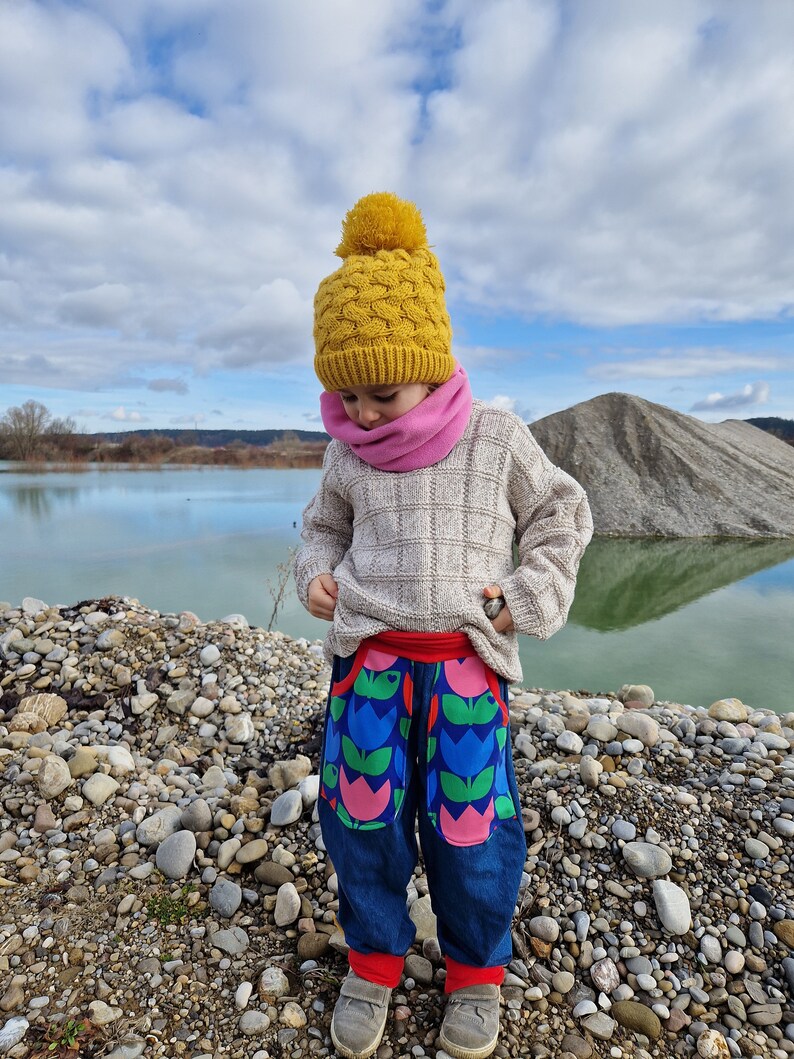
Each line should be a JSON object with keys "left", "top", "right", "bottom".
{"left": 335, "top": 192, "right": 428, "bottom": 258}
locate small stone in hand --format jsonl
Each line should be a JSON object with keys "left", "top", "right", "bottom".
{"left": 483, "top": 596, "right": 505, "bottom": 620}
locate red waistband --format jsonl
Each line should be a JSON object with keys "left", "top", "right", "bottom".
{"left": 363, "top": 631, "right": 477, "bottom": 663}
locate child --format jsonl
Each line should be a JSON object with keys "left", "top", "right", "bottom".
{"left": 295, "top": 193, "right": 593, "bottom": 1059}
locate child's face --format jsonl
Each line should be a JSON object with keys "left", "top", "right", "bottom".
{"left": 338, "top": 382, "right": 433, "bottom": 429}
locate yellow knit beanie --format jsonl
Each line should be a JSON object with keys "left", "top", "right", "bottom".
{"left": 313, "top": 192, "right": 454, "bottom": 392}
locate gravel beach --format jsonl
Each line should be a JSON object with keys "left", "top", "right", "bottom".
{"left": 0, "top": 596, "right": 792, "bottom": 1059}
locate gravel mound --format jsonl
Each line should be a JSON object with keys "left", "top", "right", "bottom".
{"left": 1, "top": 596, "right": 793, "bottom": 1059}
{"left": 530, "top": 393, "right": 794, "bottom": 537}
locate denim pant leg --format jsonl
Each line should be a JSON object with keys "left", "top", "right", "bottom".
{"left": 414, "top": 662, "right": 527, "bottom": 968}
{"left": 317, "top": 652, "right": 420, "bottom": 958}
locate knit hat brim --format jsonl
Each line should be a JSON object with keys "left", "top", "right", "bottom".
{"left": 315, "top": 345, "right": 454, "bottom": 392}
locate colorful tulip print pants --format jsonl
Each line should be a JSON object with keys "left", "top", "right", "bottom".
{"left": 318, "top": 635, "right": 527, "bottom": 986}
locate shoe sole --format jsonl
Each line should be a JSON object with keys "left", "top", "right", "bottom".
{"left": 330, "top": 1010, "right": 387, "bottom": 1059}
{"left": 437, "top": 1030, "right": 498, "bottom": 1059}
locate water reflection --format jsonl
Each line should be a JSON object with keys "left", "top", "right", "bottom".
{"left": 7, "top": 484, "right": 82, "bottom": 519}
{"left": 570, "top": 537, "right": 794, "bottom": 631}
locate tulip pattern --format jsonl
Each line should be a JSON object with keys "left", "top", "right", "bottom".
{"left": 319, "top": 644, "right": 515, "bottom": 844}
{"left": 320, "top": 645, "right": 413, "bottom": 831}
{"left": 427, "top": 656, "right": 516, "bottom": 846}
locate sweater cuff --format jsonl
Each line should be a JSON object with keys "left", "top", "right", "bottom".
{"left": 293, "top": 554, "right": 337, "bottom": 607}
{"left": 498, "top": 572, "right": 544, "bottom": 640}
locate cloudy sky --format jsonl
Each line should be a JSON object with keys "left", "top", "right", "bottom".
{"left": 2, "top": 0, "right": 793, "bottom": 432}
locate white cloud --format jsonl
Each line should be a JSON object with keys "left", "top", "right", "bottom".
{"left": 590, "top": 349, "right": 783, "bottom": 381}
{"left": 416, "top": 2, "right": 794, "bottom": 325}
{"left": 197, "top": 279, "right": 312, "bottom": 366}
{"left": 484, "top": 394, "right": 533, "bottom": 421}
{"left": 691, "top": 380, "right": 770, "bottom": 411}
{"left": 59, "top": 283, "right": 133, "bottom": 327}
{"left": 1, "top": 0, "right": 794, "bottom": 415}
{"left": 107, "top": 406, "right": 146, "bottom": 422}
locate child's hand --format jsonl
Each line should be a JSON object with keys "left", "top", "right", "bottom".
{"left": 307, "top": 574, "right": 339, "bottom": 621}
{"left": 483, "top": 585, "right": 514, "bottom": 633}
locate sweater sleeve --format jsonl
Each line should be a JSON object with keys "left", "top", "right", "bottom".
{"left": 498, "top": 420, "right": 594, "bottom": 640}
{"left": 293, "top": 443, "right": 354, "bottom": 608}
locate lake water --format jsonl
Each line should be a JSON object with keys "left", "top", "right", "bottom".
{"left": 2, "top": 463, "right": 793, "bottom": 712}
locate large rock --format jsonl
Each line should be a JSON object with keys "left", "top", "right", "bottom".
{"left": 615, "top": 713, "right": 659, "bottom": 746}
{"left": 136, "top": 806, "right": 183, "bottom": 847}
{"left": 611, "top": 1001, "right": 661, "bottom": 1039}
{"left": 708, "top": 698, "right": 749, "bottom": 722}
{"left": 0, "top": 1016, "right": 29, "bottom": 1051}
{"left": 622, "top": 842, "right": 672, "bottom": 878}
{"left": 18, "top": 693, "right": 68, "bottom": 727}
{"left": 224, "top": 713, "right": 255, "bottom": 744}
{"left": 37, "top": 755, "right": 73, "bottom": 798}
{"left": 82, "top": 773, "right": 120, "bottom": 806}
{"left": 8, "top": 712, "right": 46, "bottom": 734}
{"left": 268, "top": 755, "right": 312, "bottom": 791}
{"left": 530, "top": 393, "right": 794, "bottom": 537}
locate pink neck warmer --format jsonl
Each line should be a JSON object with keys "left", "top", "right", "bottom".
{"left": 319, "top": 363, "right": 473, "bottom": 472}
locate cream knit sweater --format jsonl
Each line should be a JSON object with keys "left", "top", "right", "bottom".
{"left": 294, "top": 400, "right": 593, "bottom": 683}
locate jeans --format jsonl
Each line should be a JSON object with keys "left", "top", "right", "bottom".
{"left": 318, "top": 644, "right": 527, "bottom": 969}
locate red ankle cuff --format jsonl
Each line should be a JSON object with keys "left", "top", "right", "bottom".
{"left": 349, "top": 950, "right": 405, "bottom": 988}
{"left": 444, "top": 957, "right": 504, "bottom": 993}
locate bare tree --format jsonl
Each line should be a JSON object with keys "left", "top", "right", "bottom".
{"left": 0, "top": 400, "right": 76, "bottom": 461}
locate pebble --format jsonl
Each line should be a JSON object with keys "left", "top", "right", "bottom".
{"left": 81, "top": 772, "right": 120, "bottom": 805}
{"left": 235, "top": 981, "right": 253, "bottom": 1009}
{"left": 37, "top": 754, "right": 73, "bottom": 798}
{"left": 611, "top": 819, "right": 636, "bottom": 841}
{"left": 696, "top": 1028, "right": 731, "bottom": 1057}
{"left": 578, "top": 756, "right": 602, "bottom": 787}
{"left": 581, "top": 1012, "right": 616, "bottom": 1040}
{"left": 745, "top": 837, "right": 770, "bottom": 860}
{"left": 708, "top": 698, "right": 748, "bottom": 722}
{"left": 653, "top": 879, "right": 692, "bottom": 934}
{"left": 210, "top": 879, "right": 243, "bottom": 917}
{"left": 270, "top": 789, "right": 304, "bottom": 826}
{"left": 529, "top": 916, "right": 560, "bottom": 943}
{"left": 136, "top": 805, "right": 182, "bottom": 847}
{"left": 155, "top": 829, "right": 197, "bottom": 879}
{"left": 622, "top": 841, "right": 672, "bottom": 878}
{"left": 274, "top": 882, "right": 301, "bottom": 926}
{"left": 611, "top": 1000, "right": 662, "bottom": 1038}
{"left": 615, "top": 712, "right": 659, "bottom": 746}
{"left": 259, "top": 966, "right": 290, "bottom": 998}
{"left": 590, "top": 958, "right": 620, "bottom": 994}
{"left": 239, "top": 1010, "right": 271, "bottom": 1035}
{"left": 556, "top": 731, "right": 583, "bottom": 754}
{"left": 0, "top": 1016, "right": 29, "bottom": 1051}
{"left": 1, "top": 596, "right": 793, "bottom": 1059}
{"left": 200, "top": 644, "right": 221, "bottom": 666}
{"left": 699, "top": 934, "right": 721, "bottom": 963}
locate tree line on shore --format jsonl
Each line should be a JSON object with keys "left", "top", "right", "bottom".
{"left": 0, "top": 400, "right": 327, "bottom": 469}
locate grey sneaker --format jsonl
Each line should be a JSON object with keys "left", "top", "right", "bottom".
{"left": 330, "top": 970, "right": 392, "bottom": 1059}
{"left": 438, "top": 984, "right": 501, "bottom": 1059}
